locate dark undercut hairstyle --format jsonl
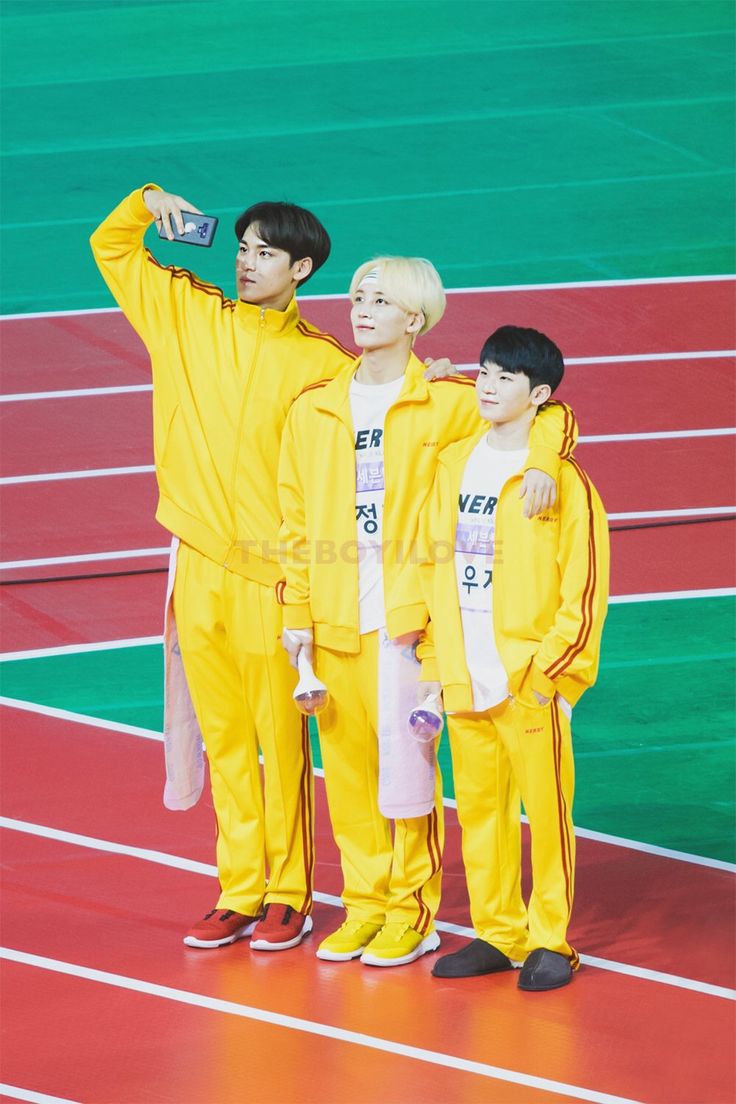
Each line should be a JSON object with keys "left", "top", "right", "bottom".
{"left": 234, "top": 201, "right": 331, "bottom": 285}
{"left": 479, "top": 325, "right": 564, "bottom": 393}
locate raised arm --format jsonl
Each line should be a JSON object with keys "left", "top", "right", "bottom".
{"left": 89, "top": 184, "right": 202, "bottom": 346}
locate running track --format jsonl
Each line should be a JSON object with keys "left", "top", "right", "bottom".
{"left": 1, "top": 277, "right": 735, "bottom": 1103}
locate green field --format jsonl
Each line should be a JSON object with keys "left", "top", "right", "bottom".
{"left": 3, "top": 596, "right": 734, "bottom": 862}
{"left": 1, "top": 0, "right": 734, "bottom": 312}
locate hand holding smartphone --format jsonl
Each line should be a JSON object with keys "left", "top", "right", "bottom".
{"left": 157, "top": 211, "right": 218, "bottom": 247}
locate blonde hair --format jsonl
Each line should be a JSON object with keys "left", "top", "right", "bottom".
{"left": 349, "top": 256, "right": 446, "bottom": 336}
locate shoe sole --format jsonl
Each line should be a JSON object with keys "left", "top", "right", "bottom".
{"left": 251, "top": 915, "right": 313, "bottom": 951}
{"left": 315, "top": 945, "right": 370, "bottom": 962}
{"left": 361, "top": 931, "right": 440, "bottom": 967}
{"left": 183, "top": 918, "right": 258, "bottom": 948}
{"left": 518, "top": 974, "right": 572, "bottom": 992}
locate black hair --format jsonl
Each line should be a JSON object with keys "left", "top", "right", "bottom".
{"left": 234, "top": 201, "right": 331, "bottom": 285}
{"left": 479, "top": 325, "right": 564, "bottom": 392}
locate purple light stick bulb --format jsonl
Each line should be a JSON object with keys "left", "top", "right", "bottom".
{"left": 408, "top": 692, "right": 443, "bottom": 743}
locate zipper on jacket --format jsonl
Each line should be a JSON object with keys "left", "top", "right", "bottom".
{"left": 224, "top": 308, "right": 266, "bottom": 567}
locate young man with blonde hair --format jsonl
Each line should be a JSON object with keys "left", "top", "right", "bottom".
{"left": 277, "top": 262, "right": 577, "bottom": 967}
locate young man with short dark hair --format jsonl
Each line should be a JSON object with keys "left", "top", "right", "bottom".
{"left": 413, "top": 325, "right": 609, "bottom": 990}
{"left": 91, "top": 185, "right": 352, "bottom": 951}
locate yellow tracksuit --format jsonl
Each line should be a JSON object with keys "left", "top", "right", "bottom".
{"left": 415, "top": 429, "right": 609, "bottom": 960}
{"left": 91, "top": 187, "right": 351, "bottom": 915}
{"left": 277, "top": 355, "right": 578, "bottom": 930}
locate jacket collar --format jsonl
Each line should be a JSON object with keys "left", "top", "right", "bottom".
{"left": 313, "top": 351, "right": 430, "bottom": 418}
{"left": 234, "top": 295, "right": 301, "bottom": 335}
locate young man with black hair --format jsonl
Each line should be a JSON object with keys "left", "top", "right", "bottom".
{"left": 91, "top": 184, "right": 353, "bottom": 951}
{"left": 413, "top": 325, "right": 609, "bottom": 990}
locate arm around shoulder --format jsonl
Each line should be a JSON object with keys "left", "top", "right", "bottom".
{"left": 525, "top": 400, "right": 578, "bottom": 482}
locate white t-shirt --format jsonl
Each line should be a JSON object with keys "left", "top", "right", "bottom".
{"left": 349, "top": 375, "right": 405, "bottom": 634}
{"left": 455, "top": 439, "right": 528, "bottom": 711}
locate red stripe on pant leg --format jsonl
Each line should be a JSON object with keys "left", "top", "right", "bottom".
{"left": 415, "top": 810, "right": 441, "bottom": 935}
{"left": 412, "top": 889, "right": 429, "bottom": 935}
{"left": 551, "top": 701, "right": 574, "bottom": 920}
{"left": 297, "top": 716, "right": 314, "bottom": 914}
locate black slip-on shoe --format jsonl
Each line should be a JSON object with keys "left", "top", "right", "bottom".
{"left": 432, "top": 938, "right": 514, "bottom": 978}
{"left": 517, "top": 948, "right": 572, "bottom": 991}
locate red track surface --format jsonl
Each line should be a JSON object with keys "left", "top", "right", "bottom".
{"left": 2, "top": 705, "right": 733, "bottom": 985}
{"left": 2, "top": 280, "right": 735, "bottom": 1103}
{"left": 2, "top": 705, "right": 734, "bottom": 1103}
{"left": 3, "top": 279, "right": 734, "bottom": 398}
{"left": 2, "top": 358, "right": 734, "bottom": 477}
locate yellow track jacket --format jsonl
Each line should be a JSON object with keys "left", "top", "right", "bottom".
{"left": 415, "top": 429, "right": 609, "bottom": 711}
{"left": 90, "top": 186, "right": 351, "bottom": 585}
{"left": 277, "top": 354, "right": 578, "bottom": 653}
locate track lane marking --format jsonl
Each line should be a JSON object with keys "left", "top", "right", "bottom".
{"left": 3, "top": 692, "right": 735, "bottom": 873}
{"left": 3, "top": 432, "right": 735, "bottom": 483}
{"left": 1, "top": 272, "right": 733, "bottom": 326}
{"left": 0, "top": 1085, "right": 80, "bottom": 1104}
{"left": 2, "top": 518, "right": 734, "bottom": 572}
{"left": 6, "top": 811, "right": 735, "bottom": 1000}
{"left": 2, "top": 350, "right": 734, "bottom": 403}
{"left": 0, "top": 548, "right": 170, "bottom": 571}
{"left": 0, "top": 947, "right": 645, "bottom": 1104}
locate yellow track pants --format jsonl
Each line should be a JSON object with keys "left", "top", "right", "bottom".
{"left": 315, "top": 631, "right": 443, "bottom": 935}
{"left": 448, "top": 695, "right": 577, "bottom": 963}
{"left": 173, "top": 543, "right": 313, "bottom": 916}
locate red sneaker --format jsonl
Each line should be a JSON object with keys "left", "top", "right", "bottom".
{"left": 250, "top": 904, "right": 313, "bottom": 951}
{"left": 183, "top": 908, "right": 260, "bottom": 948}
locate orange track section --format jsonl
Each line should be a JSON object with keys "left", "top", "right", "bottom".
{"left": 3, "top": 828, "right": 734, "bottom": 1104}
{"left": 0, "top": 963, "right": 582, "bottom": 1104}
{"left": 2, "top": 704, "right": 735, "bottom": 988}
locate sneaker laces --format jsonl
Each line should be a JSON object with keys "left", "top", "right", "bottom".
{"left": 384, "top": 922, "right": 413, "bottom": 942}
{"left": 340, "top": 919, "right": 374, "bottom": 936}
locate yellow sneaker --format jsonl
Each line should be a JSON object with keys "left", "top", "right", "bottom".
{"left": 360, "top": 922, "right": 440, "bottom": 967}
{"left": 316, "top": 920, "right": 383, "bottom": 962}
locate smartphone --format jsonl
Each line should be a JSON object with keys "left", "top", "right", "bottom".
{"left": 157, "top": 211, "right": 218, "bottom": 247}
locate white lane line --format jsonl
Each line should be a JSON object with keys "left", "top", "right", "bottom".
{"left": 2, "top": 697, "right": 735, "bottom": 877}
{"left": 4, "top": 817, "right": 734, "bottom": 999}
{"left": 1, "top": 465, "right": 154, "bottom": 485}
{"left": 578, "top": 428, "right": 736, "bottom": 443}
{"left": 0, "top": 637, "right": 162, "bottom": 661}
{"left": 0, "top": 1085, "right": 81, "bottom": 1104}
{"left": 0, "top": 274, "right": 732, "bottom": 325}
{"left": 0, "top": 949, "right": 644, "bottom": 1104}
{"left": 564, "top": 349, "right": 734, "bottom": 364}
{"left": 443, "top": 274, "right": 735, "bottom": 294}
{"left": 0, "top": 698, "right": 162, "bottom": 740}
{"left": 607, "top": 507, "right": 735, "bottom": 520}
{"left": 3, "top": 349, "right": 734, "bottom": 403}
{"left": 0, "top": 548, "right": 170, "bottom": 571}
{"left": 2, "top": 509, "right": 733, "bottom": 573}
{"left": 3, "top": 694, "right": 736, "bottom": 875}
{"left": 609, "top": 588, "right": 736, "bottom": 603}
{"left": 3, "top": 430, "right": 735, "bottom": 485}
{"left": 2, "top": 586, "right": 735, "bottom": 658}
{"left": 455, "top": 352, "right": 735, "bottom": 371}
{"left": 0, "top": 384, "right": 152, "bottom": 402}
